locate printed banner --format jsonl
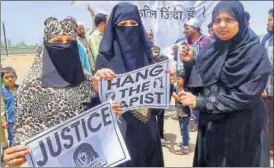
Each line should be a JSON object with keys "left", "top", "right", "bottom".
{"left": 99, "top": 60, "right": 170, "bottom": 112}
{"left": 24, "top": 101, "right": 130, "bottom": 167}
{"left": 72, "top": 1, "right": 219, "bottom": 50}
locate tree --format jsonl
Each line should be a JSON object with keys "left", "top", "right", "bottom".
{"left": 16, "top": 41, "right": 26, "bottom": 47}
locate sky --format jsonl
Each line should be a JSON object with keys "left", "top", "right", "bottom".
{"left": 1, "top": 1, "right": 273, "bottom": 46}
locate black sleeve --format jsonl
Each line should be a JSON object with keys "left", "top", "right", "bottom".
{"left": 194, "top": 74, "right": 269, "bottom": 113}
{"left": 183, "top": 59, "right": 195, "bottom": 89}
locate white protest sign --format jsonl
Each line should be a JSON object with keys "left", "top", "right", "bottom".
{"left": 99, "top": 60, "right": 170, "bottom": 112}
{"left": 72, "top": 1, "right": 219, "bottom": 50}
{"left": 24, "top": 101, "right": 130, "bottom": 167}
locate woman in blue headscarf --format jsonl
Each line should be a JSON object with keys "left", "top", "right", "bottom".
{"left": 178, "top": 1, "right": 272, "bottom": 167}
{"left": 96, "top": 2, "right": 164, "bottom": 167}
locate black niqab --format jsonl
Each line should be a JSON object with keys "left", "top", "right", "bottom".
{"left": 44, "top": 40, "right": 85, "bottom": 87}
{"left": 95, "top": 2, "right": 153, "bottom": 74}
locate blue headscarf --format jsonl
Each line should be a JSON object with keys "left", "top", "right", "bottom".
{"left": 95, "top": 2, "right": 153, "bottom": 74}
{"left": 194, "top": 1, "right": 272, "bottom": 88}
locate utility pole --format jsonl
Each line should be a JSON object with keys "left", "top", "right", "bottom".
{"left": 2, "top": 22, "right": 8, "bottom": 56}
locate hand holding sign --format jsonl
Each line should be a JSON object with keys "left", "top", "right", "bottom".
{"left": 179, "top": 90, "right": 197, "bottom": 108}
{"left": 112, "top": 103, "right": 122, "bottom": 117}
{"left": 92, "top": 68, "right": 116, "bottom": 93}
{"left": 3, "top": 145, "right": 31, "bottom": 167}
{"left": 180, "top": 41, "right": 195, "bottom": 62}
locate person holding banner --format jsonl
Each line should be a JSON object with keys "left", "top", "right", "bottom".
{"left": 2, "top": 19, "right": 122, "bottom": 167}
{"left": 179, "top": 1, "right": 271, "bottom": 166}
{"left": 95, "top": 2, "right": 166, "bottom": 167}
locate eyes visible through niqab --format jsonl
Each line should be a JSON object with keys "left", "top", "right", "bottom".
{"left": 117, "top": 20, "right": 138, "bottom": 27}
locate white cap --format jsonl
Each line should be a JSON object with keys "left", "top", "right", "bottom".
{"left": 185, "top": 18, "right": 202, "bottom": 29}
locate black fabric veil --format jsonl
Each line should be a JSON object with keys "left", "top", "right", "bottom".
{"left": 95, "top": 2, "right": 153, "bottom": 74}
{"left": 194, "top": 1, "right": 272, "bottom": 89}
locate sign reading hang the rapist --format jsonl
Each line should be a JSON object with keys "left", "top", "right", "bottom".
{"left": 24, "top": 101, "right": 130, "bottom": 167}
{"left": 71, "top": 1, "right": 219, "bottom": 50}
{"left": 99, "top": 60, "right": 170, "bottom": 112}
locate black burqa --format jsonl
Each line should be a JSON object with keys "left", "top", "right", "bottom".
{"left": 184, "top": 1, "right": 272, "bottom": 167}
{"left": 95, "top": 3, "right": 153, "bottom": 73}
{"left": 95, "top": 2, "right": 164, "bottom": 167}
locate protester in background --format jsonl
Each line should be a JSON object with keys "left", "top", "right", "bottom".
{"left": 172, "top": 70, "right": 191, "bottom": 155}
{"left": 174, "top": 18, "right": 213, "bottom": 48}
{"left": 173, "top": 18, "right": 213, "bottom": 132}
{"left": 1, "top": 67, "right": 19, "bottom": 147}
{"left": 76, "top": 22, "right": 88, "bottom": 49}
{"left": 152, "top": 46, "right": 160, "bottom": 58}
{"left": 146, "top": 29, "right": 154, "bottom": 45}
{"left": 87, "top": 13, "right": 108, "bottom": 72}
{"left": 95, "top": 2, "right": 176, "bottom": 166}
{"left": 262, "top": 8, "right": 273, "bottom": 157}
{"left": 207, "top": 22, "right": 214, "bottom": 38}
{"left": 179, "top": 1, "right": 271, "bottom": 166}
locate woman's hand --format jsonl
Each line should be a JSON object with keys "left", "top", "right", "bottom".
{"left": 111, "top": 103, "right": 122, "bottom": 117}
{"left": 179, "top": 90, "right": 197, "bottom": 108}
{"left": 1, "top": 122, "right": 8, "bottom": 129}
{"left": 180, "top": 41, "right": 194, "bottom": 62}
{"left": 4, "top": 145, "right": 31, "bottom": 167}
{"left": 172, "top": 92, "right": 181, "bottom": 102}
{"left": 92, "top": 68, "right": 116, "bottom": 93}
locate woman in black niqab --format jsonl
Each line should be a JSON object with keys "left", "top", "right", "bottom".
{"left": 95, "top": 2, "right": 153, "bottom": 74}
{"left": 96, "top": 2, "right": 164, "bottom": 167}
{"left": 179, "top": 1, "right": 272, "bottom": 167}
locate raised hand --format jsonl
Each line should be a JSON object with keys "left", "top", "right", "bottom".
{"left": 92, "top": 68, "right": 116, "bottom": 93}
{"left": 180, "top": 41, "right": 194, "bottom": 62}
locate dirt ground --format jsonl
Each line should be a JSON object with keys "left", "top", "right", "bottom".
{"left": 1, "top": 55, "right": 273, "bottom": 167}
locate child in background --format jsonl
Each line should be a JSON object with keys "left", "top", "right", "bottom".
{"left": 172, "top": 70, "right": 191, "bottom": 154}
{"left": 1, "top": 67, "right": 19, "bottom": 147}
{"left": 1, "top": 93, "right": 8, "bottom": 152}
